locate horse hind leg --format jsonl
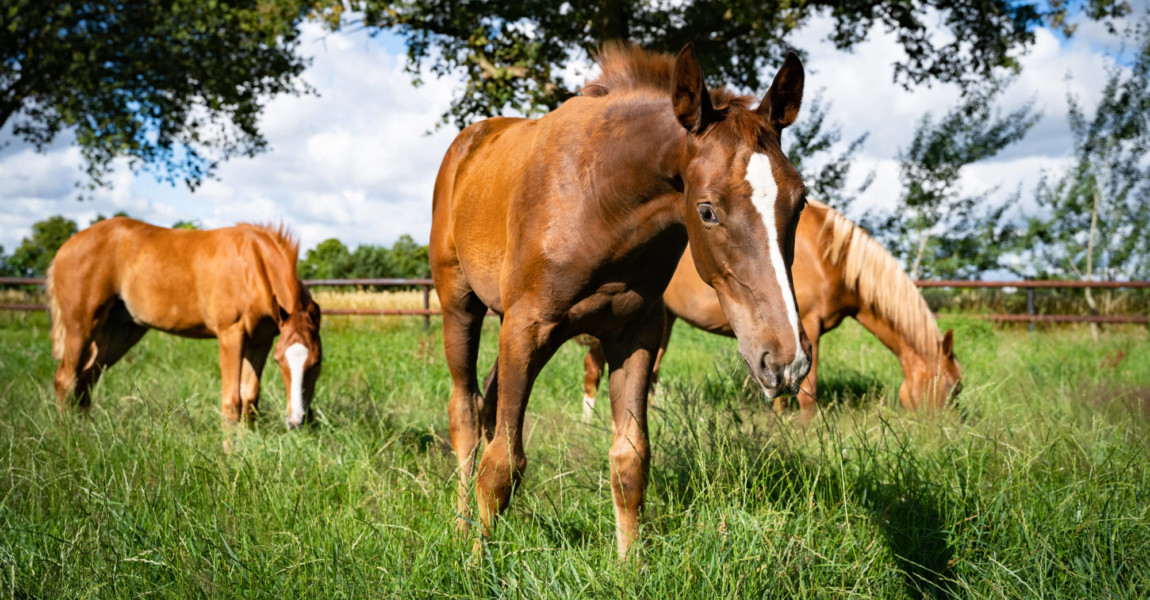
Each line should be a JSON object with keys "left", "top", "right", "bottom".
{"left": 240, "top": 339, "right": 271, "bottom": 424}
{"left": 441, "top": 291, "right": 488, "bottom": 532}
{"left": 57, "top": 301, "right": 146, "bottom": 412}
{"left": 581, "top": 338, "right": 605, "bottom": 423}
{"left": 84, "top": 303, "right": 147, "bottom": 402}
{"left": 55, "top": 329, "right": 93, "bottom": 413}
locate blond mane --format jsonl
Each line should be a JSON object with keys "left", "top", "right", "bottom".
{"left": 815, "top": 201, "right": 941, "bottom": 359}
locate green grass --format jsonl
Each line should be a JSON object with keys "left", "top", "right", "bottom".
{"left": 1, "top": 310, "right": 1148, "bottom": 598}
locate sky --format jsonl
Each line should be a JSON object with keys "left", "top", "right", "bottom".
{"left": 0, "top": 5, "right": 1144, "bottom": 256}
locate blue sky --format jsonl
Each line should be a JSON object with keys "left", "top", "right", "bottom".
{"left": 0, "top": 6, "right": 1144, "bottom": 255}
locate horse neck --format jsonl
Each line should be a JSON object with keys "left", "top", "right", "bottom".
{"left": 852, "top": 302, "right": 935, "bottom": 378}
{"left": 254, "top": 235, "right": 304, "bottom": 316}
{"left": 580, "top": 96, "right": 688, "bottom": 235}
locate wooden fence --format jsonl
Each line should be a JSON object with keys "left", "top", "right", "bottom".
{"left": 2, "top": 277, "right": 1147, "bottom": 326}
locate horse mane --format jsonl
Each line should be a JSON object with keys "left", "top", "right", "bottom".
{"left": 585, "top": 42, "right": 752, "bottom": 112}
{"left": 814, "top": 201, "right": 941, "bottom": 359}
{"left": 238, "top": 222, "right": 307, "bottom": 311}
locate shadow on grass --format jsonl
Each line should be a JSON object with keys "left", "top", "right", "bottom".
{"left": 850, "top": 453, "right": 958, "bottom": 599}
{"left": 649, "top": 384, "right": 961, "bottom": 598}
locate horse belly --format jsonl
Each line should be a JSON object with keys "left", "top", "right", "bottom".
{"left": 118, "top": 271, "right": 215, "bottom": 338}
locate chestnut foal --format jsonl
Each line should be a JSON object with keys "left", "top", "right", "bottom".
{"left": 48, "top": 218, "right": 322, "bottom": 430}
{"left": 430, "top": 43, "right": 811, "bottom": 558}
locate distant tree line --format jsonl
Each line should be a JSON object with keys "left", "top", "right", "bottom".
{"left": 297, "top": 235, "right": 430, "bottom": 281}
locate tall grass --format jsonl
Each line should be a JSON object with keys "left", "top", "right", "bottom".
{"left": 0, "top": 310, "right": 1147, "bottom": 598}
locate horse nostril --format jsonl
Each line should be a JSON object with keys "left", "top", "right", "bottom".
{"left": 759, "top": 352, "right": 780, "bottom": 387}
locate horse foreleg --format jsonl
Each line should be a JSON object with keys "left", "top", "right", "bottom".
{"left": 217, "top": 326, "right": 246, "bottom": 428}
{"left": 475, "top": 312, "right": 555, "bottom": 542}
{"left": 601, "top": 305, "right": 663, "bottom": 560}
{"left": 795, "top": 316, "right": 821, "bottom": 420}
{"left": 581, "top": 338, "right": 605, "bottom": 423}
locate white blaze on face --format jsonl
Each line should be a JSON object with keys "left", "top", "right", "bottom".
{"left": 744, "top": 153, "right": 805, "bottom": 372}
{"left": 285, "top": 342, "right": 308, "bottom": 426}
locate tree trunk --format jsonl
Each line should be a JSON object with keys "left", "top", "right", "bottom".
{"left": 910, "top": 228, "right": 930, "bottom": 280}
{"left": 1084, "top": 155, "right": 1108, "bottom": 341}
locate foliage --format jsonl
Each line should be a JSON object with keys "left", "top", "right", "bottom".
{"left": 171, "top": 220, "right": 201, "bottom": 230}
{"left": 1020, "top": 22, "right": 1150, "bottom": 282}
{"left": 315, "top": 0, "right": 1129, "bottom": 128}
{"left": 298, "top": 234, "right": 430, "bottom": 281}
{"left": 0, "top": 312, "right": 1148, "bottom": 597}
{"left": 89, "top": 211, "right": 130, "bottom": 225}
{"left": 7, "top": 215, "right": 78, "bottom": 277}
{"left": 863, "top": 81, "right": 1039, "bottom": 280}
{"left": 785, "top": 91, "right": 873, "bottom": 213}
{"left": 1, "top": 0, "right": 314, "bottom": 191}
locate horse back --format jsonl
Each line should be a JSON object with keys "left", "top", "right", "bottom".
{"left": 52, "top": 218, "right": 281, "bottom": 338}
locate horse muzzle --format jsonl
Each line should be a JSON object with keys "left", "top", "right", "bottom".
{"left": 748, "top": 350, "right": 811, "bottom": 399}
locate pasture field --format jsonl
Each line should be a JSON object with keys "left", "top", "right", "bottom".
{"left": 0, "top": 307, "right": 1148, "bottom": 598}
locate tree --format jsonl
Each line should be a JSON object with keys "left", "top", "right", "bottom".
{"left": 387, "top": 234, "right": 431, "bottom": 279}
{"left": 171, "top": 220, "right": 201, "bottom": 230}
{"left": 318, "top": 0, "right": 1130, "bottom": 128}
{"left": 785, "top": 91, "right": 873, "bottom": 213}
{"left": 1021, "top": 22, "right": 1150, "bottom": 317}
{"left": 864, "top": 81, "right": 1039, "bottom": 280}
{"left": 0, "top": 245, "right": 14, "bottom": 277}
{"left": 8, "top": 216, "right": 78, "bottom": 277}
{"left": 299, "top": 238, "right": 352, "bottom": 279}
{"left": 296, "top": 235, "right": 430, "bottom": 281}
{"left": 2, "top": 0, "right": 313, "bottom": 191}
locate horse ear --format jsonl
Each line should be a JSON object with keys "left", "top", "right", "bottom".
{"left": 672, "top": 43, "right": 717, "bottom": 133}
{"left": 942, "top": 329, "right": 955, "bottom": 357}
{"left": 756, "top": 51, "right": 804, "bottom": 130}
{"left": 276, "top": 303, "right": 291, "bottom": 326}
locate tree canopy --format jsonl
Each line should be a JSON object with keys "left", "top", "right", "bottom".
{"left": 863, "top": 80, "right": 1039, "bottom": 280}
{"left": 319, "top": 0, "right": 1132, "bottom": 128}
{"left": 6, "top": 215, "right": 78, "bottom": 278}
{"left": 1022, "top": 22, "right": 1150, "bottom": 282}
{"left": 1, "top": 0, "right": 313, "bottom": 191}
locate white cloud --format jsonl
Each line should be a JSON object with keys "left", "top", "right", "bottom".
{"left": 0, "top": 11, "right": 1137, "bottom": 256}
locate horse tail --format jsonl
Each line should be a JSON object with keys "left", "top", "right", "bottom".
{"left": 46, "top": 261, "right": 65, "bottom": 360}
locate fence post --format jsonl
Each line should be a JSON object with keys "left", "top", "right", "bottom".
{"left": 1026, "top": 285, "right": 1035, "bottom": 332}
{"left": 422, "top": 284, "right": 431, "bottom": 332}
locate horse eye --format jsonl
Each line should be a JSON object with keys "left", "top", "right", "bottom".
{"left": 697, "top": 203, "right": 719, "bottom": 224}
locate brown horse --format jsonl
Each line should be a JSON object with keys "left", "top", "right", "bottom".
{"left": 48, "top": 217, "right": 322, "bottom": 429}
{"left": 430, "top": 42, "right": 811, "bottom": 558}
{"left": 580, "top": 200, "right": 962, "bottom": 420}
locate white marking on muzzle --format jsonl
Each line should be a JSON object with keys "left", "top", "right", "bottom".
{"left": 745, "top": 153, "right": 805, "bottom": 375}
{"left": 285, "top": 342, "right": 308, "bottom": 426}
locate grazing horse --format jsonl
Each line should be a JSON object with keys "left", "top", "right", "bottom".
{"left": 47, "top": 218, "right": 322, "bottom": 429}
{"left": 430, "top": 42, "right": 811, "bottom": 558}
{"left": 580, "top": 200, "right": 962, "bottom": 420}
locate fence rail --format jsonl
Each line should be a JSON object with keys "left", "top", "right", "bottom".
{"left": 2, "top": 278, "right": 1147, "bottom": 325}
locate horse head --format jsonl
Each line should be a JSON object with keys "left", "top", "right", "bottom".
{"left": 901, "top": 329, "right": 962, "bottom": 410}
{"left": 274, "top": 297, "right": 323, "bottom": 429}
{"left": 671, "top": 44, "right": 812, "bottom": 398}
